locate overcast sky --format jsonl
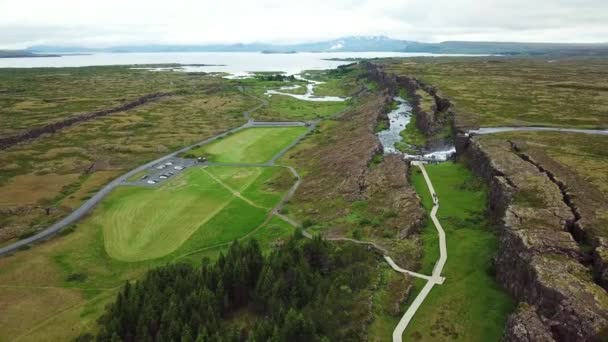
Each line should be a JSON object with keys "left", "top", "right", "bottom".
{"left": 1, "top": 0, "right": 607, "bottom": 49}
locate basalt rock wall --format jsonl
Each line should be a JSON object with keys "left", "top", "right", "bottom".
{"left": 457, "top": 133, "right": 608, "bottom": 341}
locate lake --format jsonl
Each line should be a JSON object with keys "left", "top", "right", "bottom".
{"left": 0, "top": 51, "right": 480, "bottom": 74}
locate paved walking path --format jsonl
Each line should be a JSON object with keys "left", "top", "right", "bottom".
{"left": 392, "top": 161, "right": 447, "bottom": 342}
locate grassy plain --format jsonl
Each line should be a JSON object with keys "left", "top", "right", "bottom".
{"left": 188, "top": 127, "right": 307, "bottom": 163}
{"left": 0, "top": 66, "right": 221, "bottom": 135}
{"left": 382, "top": 57, "right": 608, "bottom": 128}
{"left": 0, "top": 164, "right": 294, "bottom": 340}
{"left": 0, "top": 67, "right": 255, "bottom": 242}
{"left": 0, "top": 65, "right": 359, "bottom": 340}
{"left": 406, "top": 162, "right": 514, "bottom": 341}
{"left": 254, "top": 94, "right": 351, "bottom": 121}
{"left": 232, "top": 68, "right": 357, "bottom": 121}
{"left": 303, "top": 67, "right": 359, "bottom": 97}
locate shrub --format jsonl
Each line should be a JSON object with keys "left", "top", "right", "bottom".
{"left": 358, "top": 218, "right": 371, "bottom": 226}
{"left": 66, "top": 273, "right": 88, "bottom": 282}
{"left": 301, "top": 219, "right": 315, "bottom": 228}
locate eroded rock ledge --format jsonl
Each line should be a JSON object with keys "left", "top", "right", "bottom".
{"left": 457, "top": 133, "right": 608, "bottom": 341}
{"left": 0, "top": 92, "right": 172, "bottom": 150}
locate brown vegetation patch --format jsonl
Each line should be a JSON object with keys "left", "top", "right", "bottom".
{"left": 0, "top": 173, "right": 80, "bottom": 206}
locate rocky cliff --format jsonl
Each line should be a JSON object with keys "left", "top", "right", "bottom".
{"left": 457, "top": 133, "right": 608, "bottom": 341}
{"left": 0, "top": 92, "right": 171, "bottom": 150}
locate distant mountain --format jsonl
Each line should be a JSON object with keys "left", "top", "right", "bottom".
{"left": 24, "top": 36, "right": 608, "bottom": 56}
{"left": 0, "top": 50, "right": 59, "bottom": 58}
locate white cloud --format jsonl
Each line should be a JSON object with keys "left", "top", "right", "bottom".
{"left": 0, "top": 0, "right": 606, "bottom": 48}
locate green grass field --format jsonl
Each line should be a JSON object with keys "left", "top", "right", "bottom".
{"left": 102, "top": 166, "right": 291, "bottom": 261}
{"left": 257, "top": 94, "right": 350, "bottom": 120}
{"left": 0, "top": 164, "right": 296, "bottom": 340}
{"left": 405, "top": 162, "right": 514, "bottom": 341}
{"left": 188, "top": 127, "right": 307, "bottom": 163}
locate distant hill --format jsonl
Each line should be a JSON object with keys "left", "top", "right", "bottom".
{"left": 22, "top": 36, "right": 608, "bottom": 56}
{"left": 0, "top": 50, "right": 59, "bottom": 58}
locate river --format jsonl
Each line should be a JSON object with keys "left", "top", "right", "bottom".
{"left": 377, "top": 97, "right": 455, "bottom": 161}
{"left": 264, "top": 76, "right": 349, "bottom": 102}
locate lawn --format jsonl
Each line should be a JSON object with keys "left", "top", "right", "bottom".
{"left": 102, "top": 166, "right": 292, "bottom": 261}
{"left": 188, "top": 127, "right": 307, "bottom": 163}
{"left": 405, "top": 162, "right": 514, "bottom": 341}
{"left": 0, "top": 165, "right": 295, "bottom": 341}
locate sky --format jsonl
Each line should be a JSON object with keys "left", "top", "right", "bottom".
{"left": 1, "top": 0, "right": 607, "bottom": 49}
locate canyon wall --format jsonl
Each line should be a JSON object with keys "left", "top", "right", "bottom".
{"left": 457, "top": 133, "right": 608, "bottom": 341}
{"left": 364, "top": 60, "right": 608, "bottom": 340}
{"left": 363, "top": 62, "right": 454, "bottom": 149}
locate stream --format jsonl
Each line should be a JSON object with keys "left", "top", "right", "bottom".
{"left": 377, "top": 97, "right": 455, "bottom": 161}
{"left": 264, "top": 75, "right": 350, "bottom": 102}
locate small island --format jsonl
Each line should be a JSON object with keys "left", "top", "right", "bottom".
{"left": 261, "top": 50, "right": 297, "bottom": 54}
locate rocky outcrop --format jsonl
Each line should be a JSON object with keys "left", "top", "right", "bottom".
{"left": 504, "top": 304, "right": 555, "bottom": 342}
{"left": 458, "top": 134, "right": 608, "bottom": 341}
{"left": 506, "top": 139, "right": 608, "bottom": 291}
{"left": 0, "top": 92, "right": 171, "bottom": 150}
{"left": 362, "top": 61, "right": 400, "bottom": 96}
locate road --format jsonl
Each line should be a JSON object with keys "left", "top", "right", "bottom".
{"left": 468, "top": 126, "right": 608, "bottom": 136}
{"left": 392, "top": 161, "right": 447, "bottom": 342}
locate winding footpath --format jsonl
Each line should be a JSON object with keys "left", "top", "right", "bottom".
{"left": 392, "top": 161, "right": 447, "bottom": 342}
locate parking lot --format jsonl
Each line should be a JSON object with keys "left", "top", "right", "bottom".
{"left": 122, "top": 157, "right": 202, "bottom": 187}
